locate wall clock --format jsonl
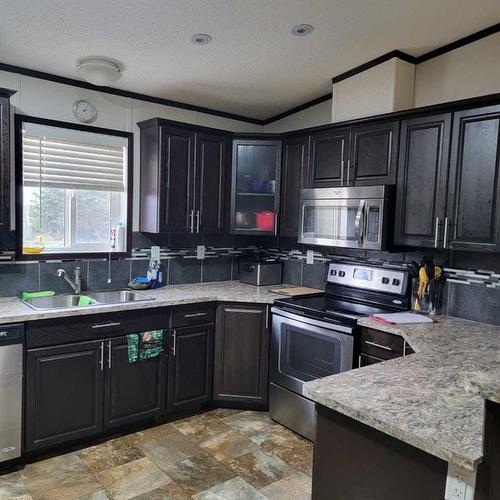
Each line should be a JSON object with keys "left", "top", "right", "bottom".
{"left": 72, "top": 99, "right": 97, "bottom": 123}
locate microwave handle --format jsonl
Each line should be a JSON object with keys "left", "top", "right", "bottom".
{"left": 355, "top": 199, "right": 365, "bottom": 246}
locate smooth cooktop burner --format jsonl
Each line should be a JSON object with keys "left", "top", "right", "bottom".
{"left": 274, "top": 294, "right": 396, "bottom": 326}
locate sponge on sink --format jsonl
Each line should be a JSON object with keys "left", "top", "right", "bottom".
{"left": 21, "top": 290, "right": 56, "bottom": 300}
{"left": 78, "top": 296, "right": 97, "bottom": 306}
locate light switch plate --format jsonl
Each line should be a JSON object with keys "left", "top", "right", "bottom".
{"left": 197, "top": 245, "right": 206, "bottom": 260}
{"left": 306, "top": 250, "right": 314, "bottom": 265}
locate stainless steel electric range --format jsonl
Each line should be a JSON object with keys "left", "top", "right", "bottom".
{"left": 270, "top": 261, "right": 411, "bottom": 441}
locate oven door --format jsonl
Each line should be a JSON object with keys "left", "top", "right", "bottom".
{"left": 270, "top": 308, "right": 354, "bottom": 395}
{"left": 298, "top": 197, "right": 384, "bottom": 249}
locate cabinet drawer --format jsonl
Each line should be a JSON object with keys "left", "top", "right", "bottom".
{"left": 170, "top": 303, "right": 215, "bottom": 328}
{"left": 358, "top": 352, "right": 384, "bottom": 368}
{"left": 360, "top": 328, "right": 405, "bottom": 360}
{"left": 26, "top": 307, "right": 169, "bottom": 348}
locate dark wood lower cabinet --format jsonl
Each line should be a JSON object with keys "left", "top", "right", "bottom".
{"left": 213, "top": 304, "right": 269, "bottom": 405}
{"left": 167, "top": 324, "right": 214, "bottom": 412}
{"left": 104, "top": 336, "right": 166, "bottom": 429}
{"left": 25, "top": 341, "right": 104, "bottom": 452}
{"left": 312, "top": 404, "right": 448, "bottom": 500}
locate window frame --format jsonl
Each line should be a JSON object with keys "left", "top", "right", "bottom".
{"left": 15, "top": 114, "right": 133, "bottom": 261}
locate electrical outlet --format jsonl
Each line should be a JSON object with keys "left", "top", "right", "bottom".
{"left": 196, "top": 245, "right": 206, "bottom": 260}
{"left": 306, "top": 250, "right": 314, "bottom": 265}
{"left": 445, "top": 463, "right": 475, "bottom": 500}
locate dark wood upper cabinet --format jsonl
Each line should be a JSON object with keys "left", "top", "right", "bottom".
{"left": 167, "top": 323, "right": 214, "bottom": 413}
{"left": 103, "top": 336, "right": 166, "bottom": 429}
{"left": 307, "top": 122, "right": 398, "bottom": 188}
{"left": 394, "top": 114, "right": 452, "bottom": 248}
{"left": 139, "top": 119, "right": 230, "bottom": 234}
{"left": 349, "top": 121, "right": 399, "bottom": 185}
{"left": 195, "top": 132, "right": 229, "bottom": 234}
{"left": 280, "top": 135, "right": 309, "bottom": 237}
{"left": 25, "top": 341, "right": 104, "bottom": 452}
{"left": 213, "top": 303, "right": 270, "bottom": 405}
{"left": 231, "top": 139, "right": 281, "bottom": 235}
{"left": 447, "top": 105, "right": 500, "bottom": 252}
{"left": 0, "top": 89, "right": 15, "bottom": 231}
{"left": 308, "top": 129, "right": 349, "bottom": 187}
{"left": 159, "top": 126, "right": 196, "bottom": 233}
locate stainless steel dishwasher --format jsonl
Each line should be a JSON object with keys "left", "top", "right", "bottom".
{"left": 0, "top": 324, "right": 24, "bottom": 462}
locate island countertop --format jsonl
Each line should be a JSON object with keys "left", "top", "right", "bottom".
{"left": 303, "top": 315, "right": 500, "bottom": 471}
{"left": 0, "top": 280, "right": 285, "bottom": 325}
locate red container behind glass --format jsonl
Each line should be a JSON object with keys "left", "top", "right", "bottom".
{"left": 256, "top": 211, "right": 275, "bottom": 231}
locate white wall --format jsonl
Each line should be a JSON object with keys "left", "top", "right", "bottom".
{"left": 262, "top": 99, "right": 332, "bottom": 133}
{"left": 414, "top": 32, "right": 500, "bottom": 107}
{"left": 332, "top": 58, "right": 415, "bottom": 123}
{"left": 0, "top": 70, "right": 262, "bottom": 230}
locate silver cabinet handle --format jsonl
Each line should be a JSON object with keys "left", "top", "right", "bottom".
{"left": 434, "top": 217, "right": 440, "bottom": 248}
{"left": 92, "top": 322, "right": 121, "bottom": 329}
{"left": 340, "top": 160, "right": 344, "bottom": 186}
{"left": 358, "top": 355, "right": 362, "bottom": 368}
{"left": 274, "top": 213, "right": 278, "bottom": 236}
{"left": 108, "top": 340, "right": 112, "bottom": 369}
{"left": 172, "top": 330, "right": 176, "bottom": 356}
{"left": 355, "top": 199, "right": 365, "bottom": 246}
{"left": 196, "top": 210, "right": 200, "bottom": 234}
{"left": 99, "top": 342, "right": 104, "bottom": 371}
{"left": 184, "top": 312, "right": 207, "bottom": 318}
{"left": 364, "top": 340, "right": 393, "bottom": 351}
{"left": 443, "top": 217, "right": 449, "bottom": 249}
{"left": 189, "top": 209, "right": 194, "bottom": 233}
{"left": 347, "top": 159, "right": 351, "bottom": 185}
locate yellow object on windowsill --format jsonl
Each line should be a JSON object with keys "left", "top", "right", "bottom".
{"left": 23, "top": 246, "right": 45, "bottom": 254}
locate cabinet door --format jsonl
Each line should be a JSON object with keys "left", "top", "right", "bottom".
{"left": 104, "top": 336, "right": 166, "bottom": 429}
{"left": 159, "top": 126, "right": 195, "bottom": 232}
{"left": 195, "top": 132, "right": 229, "bottom": 234}
{"left": 25, "top": 341, "right": 103, "bottom": 451}
{"left": 280, "top": 136, "right": 309, "bottom": 237}
{"left": 394, "top": 114, "right": 451, "bottom": 247}
{"left": 167, "top": 324, "right": 214, "bottom": 412}
{"left": 349, "top": 121, "right": 399, "bottom": 185}
{"left": 0, "top": 96, "right": 10, "bottom": 231}
{"left": 447, "top": 106, "right": 500, "bottom": 251}
{"left": 231, "top": 139, "right": 282, "bottom": 235}
{"left": 214, "top": 304, "right": 269, "bottom": 404}
{"left": 309, "top": 129, "right": 349, "bottom": 187}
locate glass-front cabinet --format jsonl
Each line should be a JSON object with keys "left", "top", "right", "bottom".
{"left": 230, "top": 139, "right": 282, "bottom": 235}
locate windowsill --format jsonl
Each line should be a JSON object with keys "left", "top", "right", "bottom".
{"left": 15, "top": 250, "right": 131, "bottom": 262}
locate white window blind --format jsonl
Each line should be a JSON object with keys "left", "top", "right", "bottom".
{"left": 22, "top": 134, "right": 126, "bottom": 192}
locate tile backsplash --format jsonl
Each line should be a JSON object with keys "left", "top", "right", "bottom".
{"left": 1, "top": 230, "right": 499, "bottom": 326}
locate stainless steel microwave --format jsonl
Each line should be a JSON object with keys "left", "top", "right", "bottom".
{"left": 298, "top": 186, "right": 392, "bottom": 249}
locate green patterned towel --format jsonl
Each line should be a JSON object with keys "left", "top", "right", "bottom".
{"left": 127, "top": 330, "right": 164, "bottom": 363}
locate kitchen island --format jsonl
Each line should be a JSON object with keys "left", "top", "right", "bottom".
{"left": 304, "top": 316, "right": 500, "bottom": 500}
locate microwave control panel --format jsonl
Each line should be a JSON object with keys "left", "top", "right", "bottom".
{"left": 326, "top": 262, "right": 408, "bottom": 296}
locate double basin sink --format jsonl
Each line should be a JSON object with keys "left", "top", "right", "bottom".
{"left": 22, "top": 289, "right": 154, "bottom": 311}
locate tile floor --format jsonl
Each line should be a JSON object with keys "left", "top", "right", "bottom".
{"left": 0, "top": 409, "right": 313, "bottom": 499}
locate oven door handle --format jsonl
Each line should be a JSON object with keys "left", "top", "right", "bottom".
{"left": 355, "top": 199, "right": 365, "bottom": 246}
{"left": 271, "top": 307, "right": 353, "bottom": 335}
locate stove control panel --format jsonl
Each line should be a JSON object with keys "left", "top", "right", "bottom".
{"left": 326, "top": 262, "right": 408, "bottom": 296}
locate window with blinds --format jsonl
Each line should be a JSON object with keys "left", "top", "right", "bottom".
{"left": 20, "top": 119, "right": 130, "bottom": 256}
{"left": 22, "top": 135, "right": 126, "bottom": 192}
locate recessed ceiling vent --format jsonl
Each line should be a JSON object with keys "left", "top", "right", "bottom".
{"left": 191, "top": 34, "right": 212, "bottom": 45}
{"left": 291, "top": 24, "right": 314, "bottom": 36}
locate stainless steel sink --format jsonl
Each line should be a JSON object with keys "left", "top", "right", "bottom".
{"left": 22, "top": 289, "right": 154, "bottom": 310}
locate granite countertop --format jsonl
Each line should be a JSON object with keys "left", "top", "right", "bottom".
{"left": 0, "top": 281, "right": 286, "bottom": 325}
{"left": 303, "top": 316, "right": 500, "bottom": 471}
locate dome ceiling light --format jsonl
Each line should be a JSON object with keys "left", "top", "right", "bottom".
{"left": 291, "top": 24, "right": 314, "bottom": 36}
{"left": 77, "top": 56, "right": 123, "bottom": 86}
{"left": 191, "top": 34, "right": 212, "bottom": 45}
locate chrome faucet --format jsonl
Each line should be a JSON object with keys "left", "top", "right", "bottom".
{"left": 56, "top": 267, "right": 82, "bottom": 294}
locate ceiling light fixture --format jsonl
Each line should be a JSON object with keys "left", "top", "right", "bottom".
{"left": 291, "top": 24, "right": 314, "bottom": 36}
{"left": 191, "top": 33, "right": 212, "bottom": 45}
{"left": 77, "top": 56, "right": 122, "bottom": 86}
